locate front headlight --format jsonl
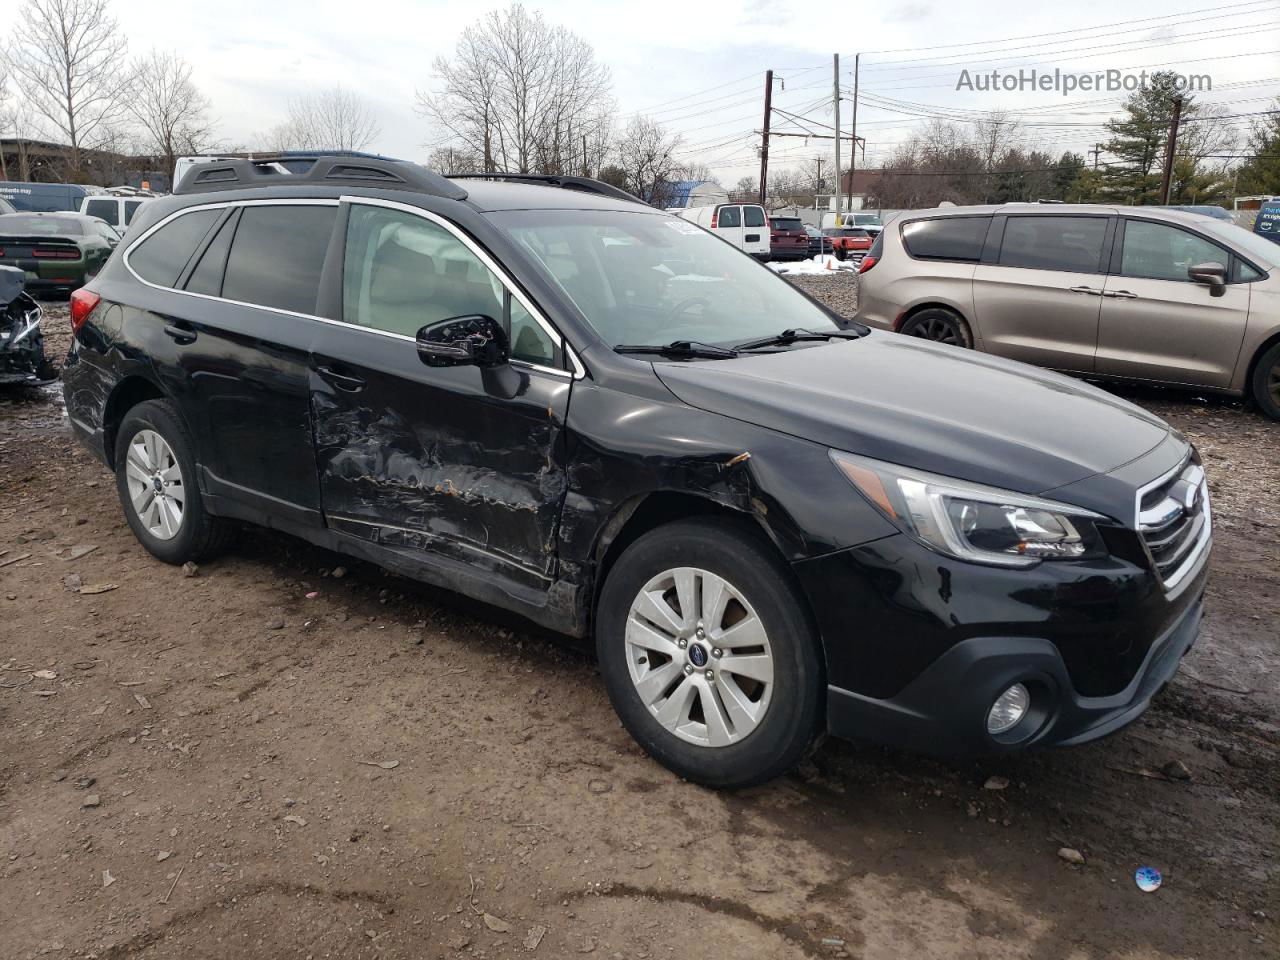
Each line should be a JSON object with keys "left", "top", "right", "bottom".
{"left": 831, "top": 450, "right": 1108, "bottom": 568}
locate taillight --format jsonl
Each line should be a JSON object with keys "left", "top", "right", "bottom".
{"left": 70, "top": 289, "right": 101, "bottom": 333}
{"left": 710, "top": 212, "right": 718, "bottom": 228}
{"left": 858, "top": 256, "right": 878, "bottom": 274}
{"left": 33, "top": 247, "right": 80, "bottom": 259}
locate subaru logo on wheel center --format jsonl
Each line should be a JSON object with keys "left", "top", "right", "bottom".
{"left": 689, "top": 643, "right": 709, "bottom": 668}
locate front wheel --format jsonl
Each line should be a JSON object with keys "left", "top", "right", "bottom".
{"left": 597, "top": 518, "right": 823, "bottom": 789}
{"left": 1250, "top": 341, "right": 1280, "bottom": 420}
{"left": 114, "top": 399, "right": 234, "bottom": 564}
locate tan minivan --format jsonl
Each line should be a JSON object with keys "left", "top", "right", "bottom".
{"left": 854, "top": 204, "right": 1280, "bottom": 418}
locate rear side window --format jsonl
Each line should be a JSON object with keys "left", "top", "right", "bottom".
{"left": 85, "top": 198, "right": 119, "bottom": 225}
{"left": 128, "top": 209, "right": 220, "bottom": 287}
{"left": 221, "top": 204, "right": 336, "bottom": 314}
{"left": 718, "top": 206, "right": 741, "bottom": 228}
{"left": 999, "top": 216, "right": 1107, "bottom": 273}
{"left": 124, "top": 200, "right": 144, "bottom": 224}
{"left": 743, "top": 206, "right": 766, "bottom": 228}
{"left": 901, "top": 217, "right": 989, "bottom": 262}
{"left": 185, "top": 213, "right": 237, "bottom": 297}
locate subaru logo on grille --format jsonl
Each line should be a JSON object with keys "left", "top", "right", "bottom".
{"left": 689, "top": 644, "right": 708, "bottom": 668}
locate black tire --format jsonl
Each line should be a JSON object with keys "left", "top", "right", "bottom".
{"left": 899, "top": 307, "right": 973, "bottom": 348}
{"left": 596, "top": 517, "right": 823, "bottom": 789}
{"left": 1250, "top": 341, "right": 1280, "bottom": 421}
{"left": 113, "top": 399, "right": 234, "bottom": 564}
{"left": 834, "top": 246, "right": 848, "bottom": 261}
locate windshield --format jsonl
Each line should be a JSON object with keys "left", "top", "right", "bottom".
{"left": 0, "top": 214, "right": 86, "bottom": 236}
{"left": 494, "top": 209, "right": 839, "bottom": 348}
{"left": 852, "top": 215, "right": 882, "bottom": 226}
{"left": 1199, "top": 219, "right": 1279, "bottom": 268}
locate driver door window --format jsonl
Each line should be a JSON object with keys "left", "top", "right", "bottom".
{"left": 343, "top": 203, "right": 562, "bottom": 368}
{"left": 1120, "top": 220, "right": 1225, "bottom": 282}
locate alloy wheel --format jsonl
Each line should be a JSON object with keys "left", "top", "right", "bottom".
{"left": 1270, "top": 358, "right": 1280, "bottom": 407}
{"left": 910, "top": 316, "right": 963, "bottom": 345}
{"left": 124, "top": 429, "right": 186, "bottom": 540}
{"left": 624, "top": 566, "right": 774, "bottom": 748}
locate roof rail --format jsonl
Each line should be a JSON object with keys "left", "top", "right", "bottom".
{"left": 447, "top": 173, "right": 646, "bottom": 205}
{"left": 174, "top": 155, "right": 468, "bottom": 201}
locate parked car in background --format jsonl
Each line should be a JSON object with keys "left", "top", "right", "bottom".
{"left": 824, "top": 226, "right": 874, "bottom": 262}
{"left": 855, "top": 204, "right": 1280, "bottom": 419}
{"left": 804, "top": 224, "right": 831, "bottom": 257}
{"left": 676, "top": 202, "right": 770, "bottom": 259}
{"left": 81, "top": 195, "right": 154, "bottom": 233}
{"left": 0, "top": 181, "right": 104, "bottom": 213}
{"left": 822, "top": 211, "right": 884, "bottom": 235}
{"left": 0, "top": 212, "right": 121, "bottom": 297}
{"left": 768, "top": 216, "right": 810, "bottom": 261}
{"left": 65, "top": 157, "right": 1211, "bottom": 788}
{"left": 0, "top": 265, "right": 55, "bottom": 385}
{"left": 1254, "top": 200, "right": 1280, "bottom": 245}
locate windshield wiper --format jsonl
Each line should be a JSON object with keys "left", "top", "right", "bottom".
{"left": 614, "top": 340, "right": 739, "bottom": 360}
{"left": 733, "top": 328, "right": 863, "bottom": 351}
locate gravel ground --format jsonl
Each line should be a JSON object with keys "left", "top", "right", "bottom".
{"left": 0, "top": 297, "right": 1275, "bottom": 960}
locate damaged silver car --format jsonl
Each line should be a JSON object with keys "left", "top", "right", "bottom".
{"left": 0, "top": 265, "right": 56, "bottom": 386}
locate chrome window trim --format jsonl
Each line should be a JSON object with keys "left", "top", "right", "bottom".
{"left": 120, "top": 197, "right": 583, "bottom": 382}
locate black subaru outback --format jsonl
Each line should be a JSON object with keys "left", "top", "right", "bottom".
{"left": 63, "top": 157, "right": 1210, "bottom": 788}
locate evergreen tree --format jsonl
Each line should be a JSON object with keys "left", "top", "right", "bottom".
{"left": 1100, "top": 71, "right": 1190, "bottom": 204}
{"left": 1235, "top": 99, "right": 1280, "bottom": 196}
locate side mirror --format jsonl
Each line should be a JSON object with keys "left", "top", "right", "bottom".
{"left": 1187, "top": 261, "right": 1227, "bottom": 297}
{"left": 416, "top": 314, "right": 509, "bottom": 368}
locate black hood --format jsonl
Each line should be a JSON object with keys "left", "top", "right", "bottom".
{"left": 655, "top": 331, "right": 1171, "bottom": 497}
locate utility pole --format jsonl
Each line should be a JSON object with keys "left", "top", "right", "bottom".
{"left": 1159, "top": 96, "right": 1183, "bottom": 205}
{"left": 759, "top": 69, "right": 773, "bottom": 205}
{"left": 848, "top": 53, "right": 860, "bottom": 210}
{"left": 1090, "top": 143, "right": 1102, "bottom": 169}
{"left": 833, "top": 53, "right": 842, "bottom": 223}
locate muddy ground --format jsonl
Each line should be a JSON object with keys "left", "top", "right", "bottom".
{"left": 1, "top": 292, "right": 1276, "bottom": 960}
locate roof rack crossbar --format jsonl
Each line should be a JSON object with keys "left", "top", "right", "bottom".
{"left": 446, "top": 172, "right": 645, "bottom": 205}
{"left": 175, "top": 155, "right": 468, "bottom": 201}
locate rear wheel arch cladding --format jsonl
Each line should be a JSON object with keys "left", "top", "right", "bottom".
{"left": 101, "top": 376, "right": 170, "bottom": 468}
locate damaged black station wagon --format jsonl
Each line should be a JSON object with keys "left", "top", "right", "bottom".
{"left": 64, "top": 157, "right": 1211, "bottom": 787}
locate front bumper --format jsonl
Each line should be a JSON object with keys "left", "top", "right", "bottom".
{"left": 825, "top": 593, "right": 1202, "bottom": 754}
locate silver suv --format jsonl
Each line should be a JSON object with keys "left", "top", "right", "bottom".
{"left": 855, "top": 204, "right": 1280, "bottom": 418}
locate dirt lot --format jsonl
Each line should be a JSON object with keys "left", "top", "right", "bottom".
{"left": 2, "top": 291, "right": 1276, "bottom": 960}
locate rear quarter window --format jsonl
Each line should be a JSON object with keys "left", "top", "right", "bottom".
{"left": 128, "top": 209, "right": 221, "bottom": 287}
{"left": 901, "top": 217, "right": 990, "bottom": 262}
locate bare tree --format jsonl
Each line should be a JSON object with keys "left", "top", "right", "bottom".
{"left": 425, "top": 146, "right": 483, "bottom": 174}
{"left": 9, "top": 0, "right": 130, "bottom": 176}
{"left": 280, "top": 87, "right": 380, "bottom": 152}
{"left": 128, "top": 50, "right": 215, "bottom": 183}
{"left": 417, "top": 3, "right": 614, "bottom": 174}
{"left": 613, "top": 115, "right": 682, "bottom": 205}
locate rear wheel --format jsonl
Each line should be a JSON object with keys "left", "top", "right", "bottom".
{"left": 834, "top": 246, "right": 848, "bottom": 261}
{"left": 1251, "top": 341, "right": 1280, "bottom": 421}
{"left": 597, "top": 518, "right": 823, "bottom": 789}
{"left": 899, "top": 307, "right": 973, "bottom": 348}
{"left": 114, "top": 399, "right": 234, "bottom": 564}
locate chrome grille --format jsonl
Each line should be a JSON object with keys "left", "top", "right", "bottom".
{"left": 1137, "top": 459, "right": 1211, "bottom": 589}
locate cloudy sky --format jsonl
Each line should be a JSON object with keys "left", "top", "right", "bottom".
{"left": 108, "top": 0, "right": 1279, "bottom": 181}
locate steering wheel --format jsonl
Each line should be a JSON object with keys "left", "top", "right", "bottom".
{"left": 664, "top": 296, "right": 712, "bottom": 325}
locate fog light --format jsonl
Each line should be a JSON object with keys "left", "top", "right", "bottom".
{"left": 987, "top": 683, "right": 1030, "bottom": 735}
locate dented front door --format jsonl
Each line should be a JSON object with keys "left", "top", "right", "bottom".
{"left": 310, "top": 322, "right": 571, "bottom": 587}
{"left": 310, "top": 199, "right": 574, "bottom": 589}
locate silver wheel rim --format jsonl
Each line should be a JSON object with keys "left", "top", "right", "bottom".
{"left": 625, "top": 566, "right": 774, "bottom": 748}
{"left": 124, "top": 429, "right": 185, "bottom": 541}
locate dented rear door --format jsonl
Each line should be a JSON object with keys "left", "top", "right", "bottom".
{"left": 310, "top": 199, "right": 574, "bottom": 590}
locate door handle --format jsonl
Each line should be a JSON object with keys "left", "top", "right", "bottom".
{"left": 1068, "top": 286, "right": 1103, "bottom": 296}
{"left": 1104, "top": 289, "right": 1139, "bottom": 299}
{"left": 162, "top": 322, "right": 196, "bottom": 344}
{"left": 316, "top": 364, "right": 366, "bottom": 392}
